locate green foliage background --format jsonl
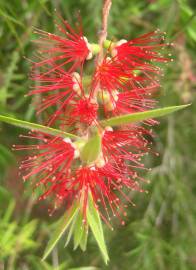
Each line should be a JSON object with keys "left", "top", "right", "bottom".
{"left": 0, "top": 0, "right": 195, "bottom": 269}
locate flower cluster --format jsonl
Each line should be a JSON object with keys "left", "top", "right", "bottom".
{"left": 16, "top": 17, "right": 172, "bottom": 227}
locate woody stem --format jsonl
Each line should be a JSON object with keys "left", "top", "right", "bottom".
{"left": 96, "top": 0, "right": 112, "bottom": 64}
{"left": 92, "top": 0, "right": 112, "bottom": 100}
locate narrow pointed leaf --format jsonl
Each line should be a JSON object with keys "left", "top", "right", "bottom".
{"left": 87, "top": 193, "right": 109, "bottom": 264}
{"left": 42, "top": 204, "right": 79, "bottom": 260}
{"left": 79, "top": 225, "right": 88, "bottom": 251}
{"left": 65, "top": 216, "right": 77, "bottom": 247}
{"left": 73, "top": 211, "right": 87, "bottom": 250}
{"left": 100, "top": 104, "right": 190, "bottom": 127}
{"left": 0, "top": 115, "right": 78, "bottom": 139}
{"left": 80, "top": 129, "right": 101, "bottom": 164}
{"left": 65, "top": 211, "right": 88, "bottom": 251}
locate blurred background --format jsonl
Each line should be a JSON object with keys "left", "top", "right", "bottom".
{"left": 0, "top": 0, "right": 195, "bottom": 269}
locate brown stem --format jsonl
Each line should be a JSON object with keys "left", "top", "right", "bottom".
{"left": 91, "top": 0, "right": 112, "bottom": 101}
{"left": 97, "top": 0, "right": 112, "bottom": 64}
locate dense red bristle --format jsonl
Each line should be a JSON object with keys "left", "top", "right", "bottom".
{"left": 29, "top": 66, "right": 83, "bottom": 125}
{"left": 92, "top": 57, "right": 129, "bottom": 94}
{"left": 113, "top": 30, "right": 172, "bottom": 69}
{"left": 32, "top": 19, "right": 90, "bottom": 72}
{"left": 67, "top": 98, "right": 98, "bottom": 126}
{"left": 90, "top": 36, "right": 168, "bottom": 120}
{"left": 112, "top": 88, "right": 159, "bottom": 126}
{"left": 15, "top": 133, "right": 76, "bottom": 204}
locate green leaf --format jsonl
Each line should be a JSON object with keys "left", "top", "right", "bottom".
{"left": 79, "top": 224, "right": 88, "bottom": 252}
{"left": 65, "top": 210, "right": 88, "bottom": 251}
{"left": 87, "top": 193, "right": 109, "bottom": 264}
{"left": 65, "top": 216, "right": 77, "bottom": 247}
{"left": 42, "top": 204, "right": 79, "bottom": 260}
{"left": 80, "top": 129, "right": 101, "bottom": 164}
{"left": 73, "top": 211, "right": 87, "bottom": 250}
{"left": 100, "top": 104, "right": 190, "bottom": 127}
{"left": 3, "top": 200, "right": 15, "bottom": 223}
{"left": 0, "top": 115, "right": 78, "bottom": 139}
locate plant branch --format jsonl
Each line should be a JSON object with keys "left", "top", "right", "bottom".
{"left": 97, "top": 0, "right": 112, "bottom": 64}
{"left": 92, "top": 0, "right": 112, "bottom": 100}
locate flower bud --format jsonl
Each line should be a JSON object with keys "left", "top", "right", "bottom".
{"left": 83, "top": 36, "right": 93, "bottom": 60}
{"left": 111, "top": 39, "right": 127, "bottom": 57}
{"left": 72, "top": 72, "right": 81, "bottom": 94}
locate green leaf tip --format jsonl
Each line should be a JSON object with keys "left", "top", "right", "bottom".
{"left": 0, "top": 115, "right": 78, "bottom": 139}
{"left": 100, "top": 104, "right": 190, "bottom": 127}
{"left": 42, "top": 193, "right": 109, "bottom": 263}
{"left": 87, "top": 193, "right": 109, "bottom": 264}
{"left": 42, "top": 204, "right": 79, "bottom": 261}
{"left": 73, "top": 210, "right": 88, "bottom": 251}
{"left": 65, "top": 206, "right": 88, "bottom": 251}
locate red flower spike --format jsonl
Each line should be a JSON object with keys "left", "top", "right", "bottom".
{"left": 17, "top": 14, "right": 173, "bottom": 229}
{"left": 33, "top": 19, "right": 92, "bottom": 73}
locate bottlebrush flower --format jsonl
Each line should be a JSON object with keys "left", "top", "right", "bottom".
{"left": 17, "top": 16, "right": 172, "bottom": 230}
{"left": 0, "top": 7, "right": 184, "bottom": 262}
{"left": 33, "top": 18, "right": 92, "bottom": 73}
